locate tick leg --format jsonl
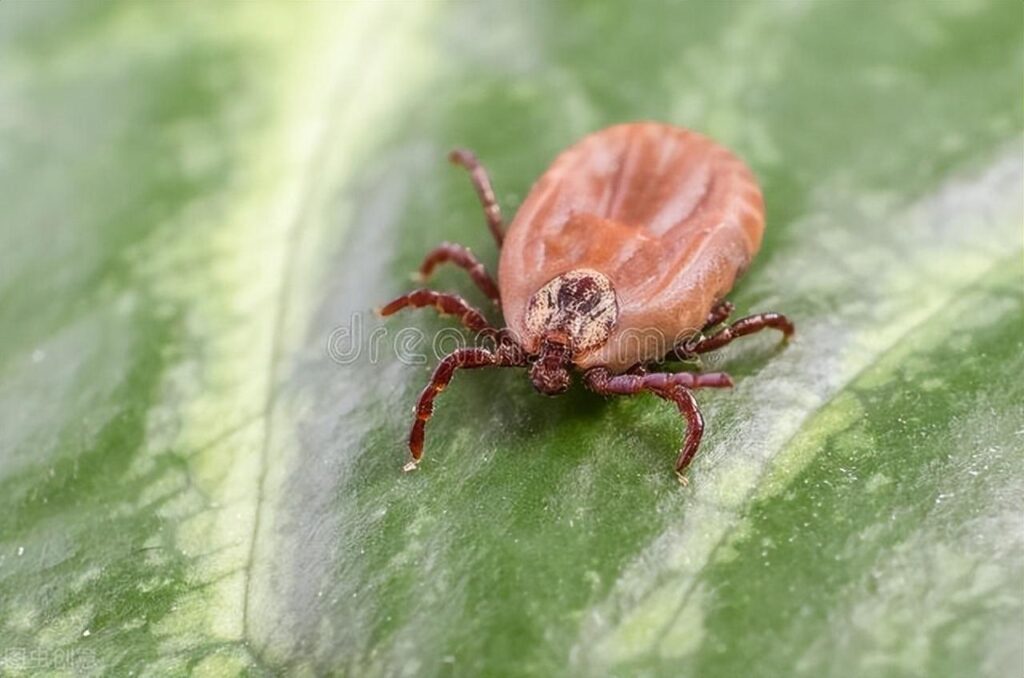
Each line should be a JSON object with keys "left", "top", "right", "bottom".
{"left": 689, "top": 311, "right": 795, "bottom": 355}
{"left": 584, "top": 370, "right": 734, "bottom": 394}
{"left": 418, "top": 242, "right": 500, "bottom": 304}
{"left": 450, "top": 148, "right": 504, "bottom": 247}
{"left": 655, "top": 386, "right": 705, "bottom": 474}
{"left": 583, "top": 367, "right": 732, "bottom": 474}
{"left": 660, "top": 301, "right": 736, "bottom": 362}
{"left": 703, "top": 301, "right": 735, "bottom": 331}
{"left": 405, "top": 346, "right": 525, "bottom": 471}
{"left": 378, "top": 288, "right": 496, "bottom": 335}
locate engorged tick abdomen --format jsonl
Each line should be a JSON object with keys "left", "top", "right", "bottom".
{"left": 498, "top": 122, "right": 765, "bottom": 372}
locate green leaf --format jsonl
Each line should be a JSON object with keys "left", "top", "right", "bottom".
{"left": 1, "top": 1, "right": 1021, "bottom": 676}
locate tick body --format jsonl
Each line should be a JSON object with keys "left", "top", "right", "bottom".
{"left": 379, "top": 122, "right": 794, "bottom": 479}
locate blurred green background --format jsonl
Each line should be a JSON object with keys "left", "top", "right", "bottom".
{"left": 0, "top": 1, "right": 1021, "bottom": 676}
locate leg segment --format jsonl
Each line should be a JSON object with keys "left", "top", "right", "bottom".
{"left": 449, "top": 148, "right": 504, "bottom": 247}
{"left": 405, "top": 346, "right": 525, "bottom": 471}
{"left": 654, "top": 386, "right": 705, "bottom": 473}
{"left": 583, "top": 367, "right": 732, "bottom": 474}
{"left": 378, "top": 288, "right": 495, "bottom": 334}
{"left": 703, "top": 301, "right": 735, "bottom": 331}
{"left": 664, "top": 306, "right": 793, "bottom": 361}
{"left": 689, "top": 312, "right": 795, "bottom": 355}
{"left": 661, "top": 301, "right": 736, "bottom": 362}
{"left": 584, "top": 369, "right": 734, "bottom": 395}
{"left": 418, "top": 242, "right": 500, "bottom": 304}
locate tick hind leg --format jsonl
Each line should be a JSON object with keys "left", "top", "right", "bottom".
{"left": 702, "top": 301, "right": 735, "bottom": 331}
{"left": 664, "top": 305, "right": 794, "bottom": 361}
{"left": 378, "top": 288, "right": 496, "bottom": 336}
{"left": 450, "top": 148, "right": 505, "bottom": 246}
{"left": 404, "top": 345, "right": 526, "bottom": 471}
{"left": 662, "top": 301, "right": 735, "bottom": 362}
{"left": 689, "top": 311, "right": 795, "bottom": 355}
{"left": 417, "top": 242, "right": 500, "bottom": 304}
{"left": 583, "top": 367, "right": 733, "bottom": 476}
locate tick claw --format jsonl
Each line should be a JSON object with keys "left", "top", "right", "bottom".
{"left": 402, "top": 460, "right": 420, "bottom": 473}
{"left": 675, "top": 471, "right": 690, "bottom": 487}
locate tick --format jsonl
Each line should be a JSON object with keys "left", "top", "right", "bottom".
{"left": 378, "top": 122, "right": 794, "bottom": 479}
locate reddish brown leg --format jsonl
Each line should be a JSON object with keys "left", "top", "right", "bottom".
{"left": 661, "top": 301, "right": 736, "bottom": 362}
{"left": 378, "top": 288, "right": 495, "bottom": 335}
{"left": 583, "top": 367, "right": 732, "bottom": 476}
{"left": 664, "top": 305, "right": 792, "bottom": 361}
{"left": 689, "top": 312, "right": 795, "bottom": 355}
{"left": 450, "top": 148, "right": 504, "bottom": 246}
{"left": 405, "top": 346, "right": 526, "bottom": 471}
{"left": 584, "top": 369, "right": 733, "bottom": 394}
{"left": 654, "top": 386, "right": 705, "bottom": 475}
{"left": 418, "top": 242, "right": 500, "bottom": 304}
{"left": 703, "top": 301, "right": 735, "bottom": 331}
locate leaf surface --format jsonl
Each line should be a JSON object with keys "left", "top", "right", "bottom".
{"left": 0, "top": 1, "right": 1021, "bottom": 676}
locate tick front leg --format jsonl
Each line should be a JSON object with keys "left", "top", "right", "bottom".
{"left": 418, "top": 242, "right": 500, "bottom": 304}
{"left": 449, "top": 148, "right": 505, "bottom": 247}
{"left": 585, "top": 370, "right": 734, "bottom": 394}
{"left": 689, "top": 311, "right": 795, "bottom": 355}
{"left": 583, "top": 367, "right": 732, "bottom": 475}
{"left": 405, "top": 346, "right": 525, "bottom": 471}
{"left": 378, "top": 288, "right": 495, "bottom": 335}
{"left": 655, "top": 387, "right": 705, "bottom": 475}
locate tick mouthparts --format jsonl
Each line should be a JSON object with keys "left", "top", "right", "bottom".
{"left": 529, "top": 361, "right": 571, "bottom": 396}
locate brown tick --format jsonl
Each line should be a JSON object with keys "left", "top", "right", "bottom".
{"left": 379, "top": 122, "right": 794, "bottom": 479}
